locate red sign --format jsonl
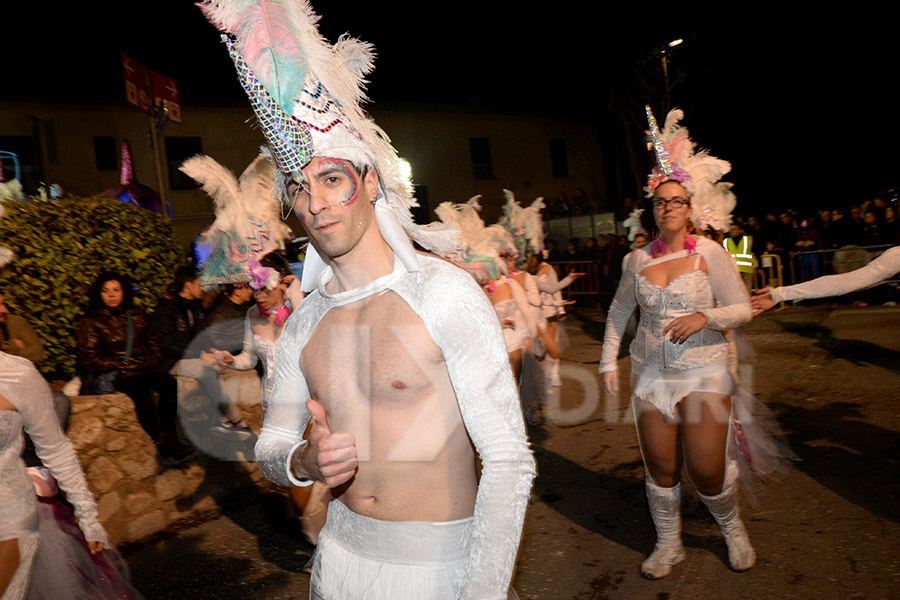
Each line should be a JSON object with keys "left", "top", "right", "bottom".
{"left": 121, "top": 53, "right": 183, "bottom": 125}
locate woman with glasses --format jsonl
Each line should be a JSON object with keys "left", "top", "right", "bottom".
{"left": 598, "top": 107, "right": 768, "bottom": 580}
{"left": 600, "top": 180, "right": 755, "bottom": 578}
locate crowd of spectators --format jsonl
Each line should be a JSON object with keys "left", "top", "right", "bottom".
{"left": 540, "top": 192, "right": 899, "bottom": 304}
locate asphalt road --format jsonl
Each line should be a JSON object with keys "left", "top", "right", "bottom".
{"left": 125, "top": 303, "right": 900, "bottom": 600}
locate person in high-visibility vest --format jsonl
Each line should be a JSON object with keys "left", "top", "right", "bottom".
{"left": 723, "top": 223, "right": 755, "bottom": 292}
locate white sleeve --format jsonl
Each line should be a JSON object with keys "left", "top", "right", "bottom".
{"left": 13, "top": 363, "right": 108, "bottom": 545}
{"left": 699, "top": 243, "right": 753, "bottom": 330}
{"left": 770, "top": 245, "right": 900, "bottom": 303}
{"left": 425, "top": 273, "right": 536, "bottom": 600}
{"left": 508, "top": 278, "right": 538, "bottom": 338}
{"left": 521, "top": 273, "right": 542, "bottom": 308}
{"left": 599, "top": 252, "right": 640, "bottom": 374}
{"left": 254, "top": 313, "right": 313, "bottom": 487}
{"left": 227, "top": 311, "right": 259, "bottom": 371}
{"left": 535, "top": 269, "right": 576, "bottom": 295}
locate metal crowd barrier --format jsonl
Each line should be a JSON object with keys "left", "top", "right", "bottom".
{"left": 787, "top": 244, "right": 896, "bottom": 288}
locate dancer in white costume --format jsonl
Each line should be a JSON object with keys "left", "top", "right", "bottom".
{"left": 0, "top": 353, "right": 108, "bottom": 600}
{"left": 752, "top": 245, "right": 900, "bottom": 312}
{"left": 212, "top": 252, "right": 329, "bottom": 544}
{"left": 200, "top": 1, "right": 535, "bottom": 598}
{"left": 600, "top": 107, "right": 757, "bottom": 579}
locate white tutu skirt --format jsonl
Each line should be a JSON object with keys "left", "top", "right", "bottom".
{"left": 630, "top": 360, "right": 795, "bottom": 488}
{"left": 630, "top": 361, "right": 734, "bottom": 421}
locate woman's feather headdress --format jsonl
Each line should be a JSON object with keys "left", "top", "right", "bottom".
{"left": 181, "top": 153, "right": 289, "bottom": 288}
{"left": 644, "top": 106, "right": 736, "bottom": 232}
{"left": 497, "top": 189, "right": 545, "bottom": 267}
{"left": 435, "top": 196, "right": 515, "bottom": 281}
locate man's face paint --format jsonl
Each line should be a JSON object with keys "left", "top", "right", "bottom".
{"left": 317, "top": 158, "right": 361, "bottom": 207}
{"left": 291, "top": 157, "right": 362, "bottom": 211}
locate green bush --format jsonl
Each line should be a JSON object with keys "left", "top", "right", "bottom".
{"left": 0, "top": 196, "right": 183, "bottom": 378}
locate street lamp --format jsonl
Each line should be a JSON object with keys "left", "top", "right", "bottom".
{"left": 660, "top": 38, "right": 683, "bottom": 113}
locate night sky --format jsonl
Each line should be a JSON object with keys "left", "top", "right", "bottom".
{"left": 2, "top": 1, "right": 897, "bottom": 215}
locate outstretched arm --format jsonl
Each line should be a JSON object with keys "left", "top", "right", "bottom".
{"left": 766, "top": 246, "right": 900, "bottom": 303}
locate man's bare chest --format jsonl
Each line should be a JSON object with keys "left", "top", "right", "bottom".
{"left": 299, "top": 293, "right": 446, "bottom": 410}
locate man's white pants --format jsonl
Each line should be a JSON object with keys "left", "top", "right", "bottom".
{"left": 309, "top": 500, "right": 472, "bottom": 600}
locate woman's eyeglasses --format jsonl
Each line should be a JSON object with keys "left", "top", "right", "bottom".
{"left": 653, "top": 197, "right": 689, "bottom": 210}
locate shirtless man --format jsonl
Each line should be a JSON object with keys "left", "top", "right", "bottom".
{"left": 257, "top": 158, "right": 535, "bottom": 599}
{"left": 201, "top": 1, "right": 535, "bottom": 595}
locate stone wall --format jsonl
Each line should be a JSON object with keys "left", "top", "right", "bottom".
{"left": 68, "top": 369, "right": 265, "bottom": 544}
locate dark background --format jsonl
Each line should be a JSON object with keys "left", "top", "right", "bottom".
{"left": 2, "top": 1, "right": 896, "bottom": 215}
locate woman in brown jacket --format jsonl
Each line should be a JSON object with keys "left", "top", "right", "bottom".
{"left": 76, "top": 272, "right": 191, "bottom": 463}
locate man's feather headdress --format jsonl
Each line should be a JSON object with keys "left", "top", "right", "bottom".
{"left": 199, "top": 0, "right": 458, "bottom": 291}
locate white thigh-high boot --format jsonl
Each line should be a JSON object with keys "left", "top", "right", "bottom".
{"left": 697, "top": 460, "right": 756, "bottom": 571}
{"left": 642, "top": 480, "right": 686, "bottom": 579}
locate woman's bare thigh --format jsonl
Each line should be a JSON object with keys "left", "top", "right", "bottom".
{"left": 634, "top": 398, "right": 682, "bottom": 487}
{"left": 677, "top": 392, "right": 731, "bottom": 495}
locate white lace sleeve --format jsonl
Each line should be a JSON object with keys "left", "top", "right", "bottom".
{"left": 699, "top": 241, "right": 752, "bottom": 330}
{"left": 13, "top": 363, "right": 108, "bottom": 545}
{"left": 600, "top": 251, "right": 642, "bottom": 374}
{"left": 422, "top": 270, "right": 536, "bottom": 600}
{"left": 770, "top": 245, "right": 900, "bottom": 303}
{"left": 254, "top": 311, "right": 313, "bottom": 487}
{"left": 227, "top": 311, "right": 259, "bottom": 371}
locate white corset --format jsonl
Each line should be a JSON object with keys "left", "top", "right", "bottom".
{"left": 632, "top": 269, "right": 727, "bottom": 371}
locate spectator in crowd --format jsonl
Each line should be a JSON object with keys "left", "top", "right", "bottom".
{"left": 77, "top": 272, "right": 192, "bottom": 463}
{"left": 830, "top": 207, "right": 852, "bottom": 248}
{"left": 633, "top": 232, "right": 649, "bottom": 250}
{"left": 723, "top": 222, "right": 756, "bottom": 292}
{"left": 861, "top": 210, "right": 884, "bottom": 246}
{"left": 152, "top": 266, "right": 207, "bottom": 371}
{"left": 0, "top": 292, "right": 43, "bottom": 364}
{"left": 563, "top": 238, "right": 581, "bottom": 261}
{"left": 883, "top": 206, "right": 899, "bottom": 245}
{"left": 545, "top": 238, "right": 561, "bottom": 262}
{"left": 847, "top": 205, "right": 865, "bottom": 241}
{"left": 203, "top": 284, "right": 254, "bottom": 356}
{"left": 581, "top": 236, "right": 600, "bottom": 262}
{"left": 573, "top": 187, "right": 593, "bottom": 215}
{"left": 817, "top": 209, "right": 837, "bottom": 249}
{"left": 795, "top": 217, "right": 824, "bottom": 281}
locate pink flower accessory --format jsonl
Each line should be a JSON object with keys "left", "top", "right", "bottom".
{"left": 650, "top": 235, "right": 696, "bottom": 259}
{"left": 248, "top": 260, "right": 279, "bottom": 291}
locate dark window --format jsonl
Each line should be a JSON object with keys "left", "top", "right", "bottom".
{"left": 469, "top": 137, "right": 493, "bottom": 180}
{"left": 94, "top": 137, "right": 118, "bottom": 171}
{"left": 549, "top": 138, "right": 569, "bottom": 177}
{"left": 164, "top": 137, "right": 203, "bottom": 189}
{"left": 0, "top": 136, "right": 38, "bottom": 190}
